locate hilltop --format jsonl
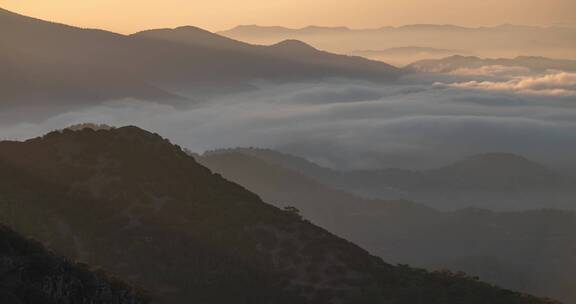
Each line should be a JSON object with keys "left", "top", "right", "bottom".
{"left": 0, "top": 126, "right": 558, "bottom": 303}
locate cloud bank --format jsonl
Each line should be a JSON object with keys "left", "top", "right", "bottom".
{"left": 448, "top": 65, "right": 532, "bottom": 77}
{"left": 438, "top": 71, "right": 576, "bottom": 96}
{"left": 1, "top": 70, "right": 575, "bottom": 172}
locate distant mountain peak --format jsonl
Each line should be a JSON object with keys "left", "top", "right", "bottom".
{"left": 439, "top": 152, "right": 556, "bottom": 178}
{"left": 398, "top": 24, "right": 469, "bottom": 31}
{"left": 133, "top": 25, "right": 221, "bottom": 38}
{"left": 269, "top": 39, "right": 317, "bottom": 52}
{"left": 302, "top": 25, "right": 351, "bottom": 31}
{"left": 174, "top": 25, "right": 210, "bottom": 32}
{"left": 232, "top": 24, "right": 289, "bottom": 30}
{"left": 444, "top": 54, "right": 482, "bottom": 60}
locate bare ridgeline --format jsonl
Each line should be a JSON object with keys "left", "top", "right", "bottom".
{"left": 1, "top": 6, "right": 575, "bottom": 304}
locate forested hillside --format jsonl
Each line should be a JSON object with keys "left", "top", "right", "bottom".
{"left": 0, "top": 224, "right": 148, "bottom": 304}
{"left": 0, "top": 126, "right": 559, "bottom": 303}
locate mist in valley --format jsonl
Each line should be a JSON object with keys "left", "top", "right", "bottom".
{"left": 1, "top": 4, "right": 575, "bottom": 304}
{"left": 2, "top": 70, "right": 575, "bottom": 174}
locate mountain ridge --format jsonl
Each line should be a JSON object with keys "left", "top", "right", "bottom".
{"left": 218, "top": 24, "right": 576, "bottom": 59}
{"left": 221, "top": 23, "right": 570, "bottom": 33}
{"left": 198, "top": 147, "right": 576, "bottom": 303}
{"left": 0, "top": 126, "right": 557, "bottom": 304}
{"left": 0, "top": 7, "right": 401, "bottom": 114}
{"left": 203, "top": 148, "right": 575, "bottom": 210}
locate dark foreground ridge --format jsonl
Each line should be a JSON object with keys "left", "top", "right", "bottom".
{"left": 0, "top": 223, "right": 148, "bottom": 304}
{"left": 0, "top": 126, "right": 558, "bottom": 303}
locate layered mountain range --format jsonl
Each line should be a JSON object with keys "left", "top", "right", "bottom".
{"left": 0, "top": 7, "right": 400, "bottom": 115}
{"left": 0, "top": 126, "right": 557, "bottom": 304}
{"left": 1, "top": 6, "right": 573, "bottom": 304}
{"left": 203, "top": 148, "right": 576, "bottom": 210}
{"left": 219, "top": 24, "right": 576, "bottom": 59}
{"left": 199, "top": 148, "right": 576, "bottom": 302}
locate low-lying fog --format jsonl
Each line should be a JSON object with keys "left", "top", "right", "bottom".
{"left": 2, "top": 68, "right": 575, "bottom": 173}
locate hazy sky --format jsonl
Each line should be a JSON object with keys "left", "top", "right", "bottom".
{"left": 2, "top": 0, "right": 575, "bottom": 33}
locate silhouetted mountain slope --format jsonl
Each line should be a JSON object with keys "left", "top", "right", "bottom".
{"left": 132, "top": 27, "right": 401, "bottom": 78}
{"left": 133, "top": 26, "right": 253, "bottom": 50}
{"left": 0, "top": 7, "right": 188, "bottom": 108}
{"left": 199, "top": 150, "right": 437, "bottom": 239}
{"left": 406, "top": 55, "right": 576, "bottom": 73}
{"left": 198, "top": 148, "right": 576, "bottom": 303}
{"left": 0, "top": 223, "right": 148, "bottom": 304}
{"left": 0, "top": 7, "right": 400, "bottom": 110}
{"left": 206, "top": 148, "right": 344, "bottom": 191}
{"left": 0, "top": 127, "right": 555, "bottom": 304}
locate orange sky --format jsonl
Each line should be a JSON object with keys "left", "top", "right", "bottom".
{"left": 1, "top": 0, "right": 575, "bottom": 33}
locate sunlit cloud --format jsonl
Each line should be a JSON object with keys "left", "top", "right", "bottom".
{"left": 448, "top": 65, "right": 532, "bottom": 77}
{"left": 437, "top": 72, "right": 576, "bottom": 96}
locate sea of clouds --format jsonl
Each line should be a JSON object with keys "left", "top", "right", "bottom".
{"left": 1, "top": 67, "right": 575, "bottom": 172}
{"left": 439, "top": 68, "right": 576, "bottom": 96}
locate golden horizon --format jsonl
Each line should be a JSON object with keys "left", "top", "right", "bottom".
{"left": 2, "top": 0, "right": 575, "bottom": 34}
